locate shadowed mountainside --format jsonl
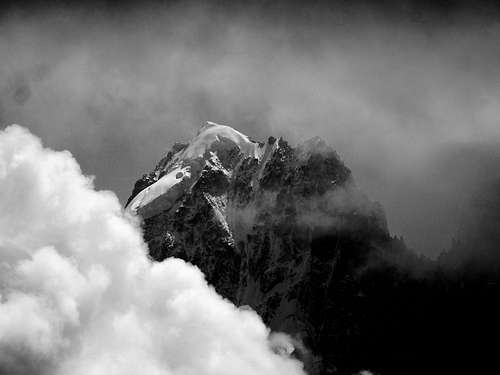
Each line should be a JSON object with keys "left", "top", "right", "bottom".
{"left": 127, "top": 123, "right": 500, "bottom": 375}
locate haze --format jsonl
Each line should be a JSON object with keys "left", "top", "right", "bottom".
{"left": 1, "top": 1, "right": 500, "bottom": 256}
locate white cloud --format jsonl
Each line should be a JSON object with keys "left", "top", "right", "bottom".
{"left": 0, "top": 125, "right": 304, "bottom": 375}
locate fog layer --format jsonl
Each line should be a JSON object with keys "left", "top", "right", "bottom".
{"left": 1, "top": 2, "right": 500, "bottom": 256}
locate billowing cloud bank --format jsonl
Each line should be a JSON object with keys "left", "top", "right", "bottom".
{"left": 0, "top": 125, "right": 304, "bottom": 375}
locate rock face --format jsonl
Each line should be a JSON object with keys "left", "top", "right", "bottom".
{"left": 126, "top": 122, "right": 391, "bottom": 374}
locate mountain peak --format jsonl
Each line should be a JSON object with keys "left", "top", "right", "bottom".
{"left": 126, "top": 122, "right": 263, "bottom": 218}
{"left": 185, "top": 121, "right": 262, "bottom": 160}
{"left": 126, "top": 123, "right": 390, "bottom": 374}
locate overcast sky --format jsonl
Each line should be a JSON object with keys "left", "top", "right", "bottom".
{"left": 1, "top": 0, "right": 500, "bottom": 256}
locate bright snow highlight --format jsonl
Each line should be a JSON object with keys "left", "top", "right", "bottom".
{"left": 127, "top": 122, "right": 264, "bottom": 219}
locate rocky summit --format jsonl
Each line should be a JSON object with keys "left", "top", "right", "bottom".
{"left": 126, "top": 122, "right": 500, "bottom": 375}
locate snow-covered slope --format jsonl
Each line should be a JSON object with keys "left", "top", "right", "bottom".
{"left": 127, "top": 165, "right": 191, "bottom": 215}
{"left": 178, "top": 121, "right": 263, "bottom": 160}
{"left": 127, "top": 122, "right": 264, "bottom": 218}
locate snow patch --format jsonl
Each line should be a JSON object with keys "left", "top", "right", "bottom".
{"left": 128, "top": 166, "right": 191, "bottom": 213}
{"left": 128, "top": 122, "right": 264, "bottom": 216}
{"left": 179, "top": 122, "right": 262, "bottom": 160}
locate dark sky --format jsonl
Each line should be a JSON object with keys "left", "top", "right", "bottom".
{"left": 1, "top": 0, "right": 500, "bottom": 257}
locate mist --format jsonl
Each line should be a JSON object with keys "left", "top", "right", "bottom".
{"left": 1, "top": 1, "right": 500, "bottom": 256}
